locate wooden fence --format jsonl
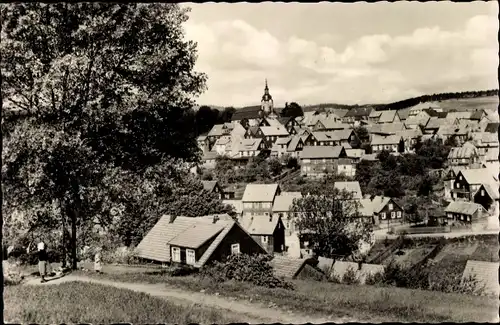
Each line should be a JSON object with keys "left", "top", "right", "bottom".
{"left": 395, "top": 226, "right": 451, "bottom": 235}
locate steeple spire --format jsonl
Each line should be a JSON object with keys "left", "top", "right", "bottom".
{"left": 264, "top": 78, "right": 269, "bottom": 93}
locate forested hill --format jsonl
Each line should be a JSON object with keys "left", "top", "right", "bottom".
{"left": 302, "top": 89, "right": 498, "bottom": 112}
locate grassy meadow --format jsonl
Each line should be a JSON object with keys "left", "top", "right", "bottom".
{"left": 83, "top": 270, "right": 499, "bottom": 323}
{"left": 3, "top": 281, "right": 242, "bottom": 324}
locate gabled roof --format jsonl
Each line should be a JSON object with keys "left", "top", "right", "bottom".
{"left": 197, "top": 135, "right": 207, "bottom": 141}
{"left": 344, "top": 107, "right": 374, "bottom": 118}
{"left": 311, "top": 129, "right": 353, "bottom": 142}
{"left": 484, "top": 122, "right": 499, "bottom": 133}
{"left": 423, "top": 108, "right": 448, "bottom": 118}
{"left": 447, "top": 143, "right": 478, "bottom": 159}
{"left": 470, "top": 110, "right": 484, "bottom": 120}
{"left": 396, "top": 129, "right": 422, "bottom": 140}
{"left": 135, "top": 216, "right": 199, "bottom": 262}
{"left": 397, "top": 108, "right": 411, "bottom": 120}
{"left": 201, "top": 180, "right": 219, "bottom": 192}
{"left": 273, "top": 192, "right": 303, "bottom": 212}
{"left": 246, "top": 125, "right": 260, "bottom": 136}
{"left": 275, "top": 137, "right": 292, "bottom": 145}
{"left": 437, "top": 125, "right": 468, "bottom": 136}
{"left": 378, "top": 110, "right": 399, "bottom": 123}
{"left": 278, "top": 116, "right": 294, "bottom": 126}
{"left": 459, "top": 168, "right": 498, "bottom": 185}
{"left": 484, "top": 148, "right": 499, "bottom": 161}
{"left": 474, "top": 183, "right": 500, "bottom": 200}
{"left": 445, "top": 201, "right": 483, "bottom": 215}
{"left": 242, "top": 183, "right": 280, "bottom": 202}
{"left": 345, "top": 148, "right": 365, "bottom": 158}
{"left": 366, "top": 122, "right": 407, "bottom": 135}
{"left": 405, "top": 115, "right": 430, "bottom": 126}
{"left": 334, "top": 181, "right": 363, "bottom": 200}
{"left": 462, "top": 260, "right": 499, "bottom": 296}
{"left": 329, "top": 108, "right": 349, "bottom": 118}
{"left": 359, "top": 196, "right": 400, "bottom": 216}
{"left": 446, "top": 111, "right": 472, "bottom": 120}
{"left": 239, "top": 215, "right": 280, "bottom": 235}
{"left": 237, "top": 138, "right": 262, "bottom": 152}
{"left": 287, "top": 135, "right": 303, "bottom": 152}
{"left": 301, "top": 145, "right": 345, "bottom": 159}
{"left": 316, "top": 119, "right": 351, "bottom": 130}
{"left": 168, "top": 222, "right": 226, "bottom": 249}
{"left": 207, "top": 124, "right": 226, "bottom": 137}
{"left": 371, "top": 134, "right": 402, "bottom": 145}
{"left": 270, "top": 256, "right": 311, "bottom": 278}
{"left": 260, "top": 125, "right": 290, "bottom": 136}
{"left": 425, "top": 117, "right": 450, "bottom": 130}
{"left": 215, "top": 135, "right": 231, "bottom": 146}
{"left": 408, "top": 102, "right": 441, "bottom": 111}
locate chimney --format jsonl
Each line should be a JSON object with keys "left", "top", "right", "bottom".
{"left": 358, "top": 261, "right": 362, "bottom": 271}
{"left": 169, "top": 215, "right": 176, "bottom": 223}
{"left": 213, "top": 215, "right": 219, "bottom": 224}
{"left": 269, "top": 214, "right": 273, "bottom": 222}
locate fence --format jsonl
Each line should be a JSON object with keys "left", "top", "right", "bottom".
{"left": 395, "top": 226, "right": 451, "bottom": 235}
{"left": 414, "top": 238, "right": 447, "bottom": 268}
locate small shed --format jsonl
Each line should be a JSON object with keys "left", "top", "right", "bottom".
{"left": 270, "top": 256, "right": 325, "bottom": 281}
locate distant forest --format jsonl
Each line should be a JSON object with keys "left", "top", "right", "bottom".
{"left": 303, "top": 89, "right": 498, "bottom": 112}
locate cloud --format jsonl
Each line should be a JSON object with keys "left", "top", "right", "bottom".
{"left": 185, "top": 13, "right": 498, "bottom": 106}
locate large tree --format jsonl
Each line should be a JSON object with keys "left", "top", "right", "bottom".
{"left": 291, "top": 190, "right": 372, "bottom": 259}
{"left": 1, "top": 3, "right": 207, "bottom": 269}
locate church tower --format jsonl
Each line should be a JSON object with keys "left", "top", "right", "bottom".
{"left": 260, "top": 79, "right": 274, "bottom": 116}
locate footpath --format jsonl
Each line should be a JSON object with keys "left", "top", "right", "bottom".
{"left": 23, "top": 274, "right": 357, "bottom": 324}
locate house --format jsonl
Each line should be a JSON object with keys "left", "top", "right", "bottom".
{"left": 278, "top": 116, "right": 300, "bottom": 134}
{"left": 462, "top": 260, "right": 500, "bottom": 297}
{"left": 239, "top": 214, "right": 286, "bottom": 254}
{"left": 242, "top": 183, "right": 281, "bottom": 217}
{"left": 334, "top": 181, "right": 363, "bottom": 200}
{"left": 404, "top": 114, "right": 430, "bottom": 130}
{"left": 473, "top": 183, "right": 499, "bottom": 215}
{"left": 244, "top": 125, "right": 259, "bottom": 139}
{"left": 447, "top": 142, "right": 481, "bottom": 168}
{"left": 270, "top": 137, "right": 292, "bottom": 158}
{"left": 446, "top": 111, "right": 472, "bottom": 121}
{"left": 286, "top": 135, "right": 305, "bottom": 158}
{"left": 408, "top": 102, "right": 441, "bottom": 118}
{"left": 213, "top": 136, "right": 232, "bottom": 155}
{"left": 336, "top": 158, "right": 356, "bottom": 177}
{"left": 470, "top": 132, "right": 499, "bottom": 157}
{"left": 257, "top": 125, "right": 290, "bottom": 149}
{"left": 345, "top": 148, "right": 365, "bottom": 163}
{"left": 201, "top": 180, "right": 224, "bottom": 199}
{"left": 444, "top": 201, "right": 486, "bottom": 224}
{"left": 436, "top": 125, "right": 468, "bottom": 145}
{"left": 300, "top": 146, "right": 348, "bottom": 178}
{"left": 368, "top": 110, "right": 401, "bottom": 124}
{"left": 424, "top": 117, "right": 455, "bottom": 134}
{"left": 270, "top": 256, "right": 325, "bottom": 280}
{"left": 469, "top": 110, "right": 486, "bottom": 121}
{"left": 231, "top": 106, "right": 263, "bottom": 127}
{"left": 234, "top": 138, "right": 264, "bottom": 159}
{"left": 395, "top": 129, "right": 422, "bottom": 153}
{"left": 197, "top": 135, "right": 210, "bottom": 152}
{"left": 370, "top": 134, "right": 404, "bottom": 154}
{"left": 272, "top": 192, "right": 303, "bottom": 235}
{"left": 451, "top": 168, "right": 498, "bottom": 201}
{"left": 201, "top": 150, "right": 218, "bottom": 169}
{"left": 366, "top": 122, "right": 408, "bottom": 136}
{"left": 397, "top": 108, "right": 411, "bottom": 121}
{"left": 342, "top": 107, "right": 374, "bottom": 124}
{"left": 313, "top": 118, "right": 351, "bottom": 131}
{"left": 304, "top": 129, "right": 359, "bottom": 148}
{"left": 443, "top": 167, "right": 464, "bottom": 200}
{"left": 135, "top": 215, "right": 267, "bottom": 267}
{"left": 359, "top": 196, "right": 404, "bottom": 227}
{"left": 423, "top": 108, "right": 448, "bottom": 119}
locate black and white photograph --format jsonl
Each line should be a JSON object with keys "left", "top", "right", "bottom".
{"left": 2, "top": 1, "right": 499, "bottom": 323}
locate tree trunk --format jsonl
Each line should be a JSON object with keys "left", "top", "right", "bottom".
{"left": 71, "top": 208, "right": 78, "bottom": 270}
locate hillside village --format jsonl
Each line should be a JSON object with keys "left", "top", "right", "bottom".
{"left": 131, "top": 81, "right": 499, "bottom": 294}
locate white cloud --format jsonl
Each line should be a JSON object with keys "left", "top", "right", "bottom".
{"left": 185, "top": 13, "right": 498, "bottom": 106}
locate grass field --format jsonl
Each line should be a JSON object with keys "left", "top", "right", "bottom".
{"left": 433, "top": 96, "right": 499, "bottom": 112}
{"left": 387, "top": 245, "right": 435, "bottom": 266}
{"left": 3, "top": 282, "right": 241, "bottom": 324}
{"left": 82, "top": 270, "right": 498, "bottom": 322}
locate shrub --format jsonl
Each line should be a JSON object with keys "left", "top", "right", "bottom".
{"left": 199, "top": 254, "right": 294, "bottom": 290}
{"left": 365, "top": 271, "right": 385, "bottom": 285}
{"left": 328, "top": 272, "right": 342, "bottom": 284}
{"left": 102, "top": 246, "right": 139, "bottom": 264}
{"left": 342, "top": 266, "right": 360, "bottom": 285}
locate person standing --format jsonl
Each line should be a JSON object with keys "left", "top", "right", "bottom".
{"left": 36, "top": 242, "right": 48, "bottom": 283}
{"left": 94, "top": 247, "right": 102, "bottom": 273}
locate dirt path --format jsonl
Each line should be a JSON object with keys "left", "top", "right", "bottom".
{"left": 23, "top": 275, "right": 356, "bottom": 324}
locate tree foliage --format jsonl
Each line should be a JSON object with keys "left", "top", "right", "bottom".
{"left": 1, "top": 3, "right": 219, "bottom": 268}
{"left": 281, "top": 102, "right": 303, "bottom": 118}
{"left": 291, "top": 190, "right": 372, "bottom": 258}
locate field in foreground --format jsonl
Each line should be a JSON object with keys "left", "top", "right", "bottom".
{"left": 3, "top": 282, "right": 241, "bottom": 324}
{"left": 83, "top": 269, "right": 499, "bottom": 323}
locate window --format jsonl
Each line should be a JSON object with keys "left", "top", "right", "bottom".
{"left": 481, "top": 189, "right": 485, "bottom": 196}
{"left": 262, "top": 236, "right": 268, "bottom": 244}
{"left": 171, "top": 247, "right": 181, "bottom": 262}
{"left": 397, "top": 211, "right": 402, "bottom": 219}
{"left": 467, "top": 216, "right": 471, "bottom": 222}
{"left": 388, "top": 203, "right": 393, "bottom": 211}
{"left": 231, "top": 243, "right": 240, "bottom": 255}
{"left": 457, "top": 183, "right": 460, "bottom": 188}
{"left": 381, "top": 212, "right": 387, "bottom": 220}
{"left": 186, "top": 249, "right": 195, "bottom": 265}
{"left": 391, "top": 212, "right": 396, "bottom": 219}
{"left": 459, "top": 175, "right": 462, "bottom": 180}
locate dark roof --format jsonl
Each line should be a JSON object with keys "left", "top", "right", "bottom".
{"left": 469, "top": 110, "right": 483, "bottom": 120}
{"left": 423, "top": 109, "right": 448, "bottom": 118}
{"left": 278, "top": 116, "right": 293, "bottom": 125}
{"left": 344, "top": 107, "right": 374, "bottom": 118}
{"left": 246, "top": 125, "right": 259, "bottom": 136}
{"left": 271, "top": 256, "right": 309, "bottom": 278}
{"left": 232, "top": 106, "right": 262, "bottom": 121}
{"left": 484, "top": 123, "right": 499, "bottom": 133}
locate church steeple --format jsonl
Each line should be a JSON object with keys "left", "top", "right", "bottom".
{"left": 261, "top": 78, "right": 274, "bottom": 116}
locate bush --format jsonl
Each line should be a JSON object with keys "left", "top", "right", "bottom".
{"left": 102, "top": 246, "right": 139, "bottom": 264}
{"left": 199, "top": 254, "right": 294, "bottom": 290}
{"left": 365, "top": 271, "right": 385, "bottom": 285}
{"left": 342, "top": 266, "right": 360, "bottom": 285}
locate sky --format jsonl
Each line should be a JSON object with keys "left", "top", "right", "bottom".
{"left": 182, "top": 2, "right": 499, "bottom": 107}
